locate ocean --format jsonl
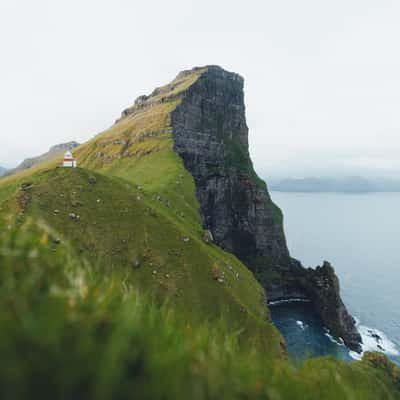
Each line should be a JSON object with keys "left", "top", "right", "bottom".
{"left": 269, "top": 191, "right": 400, "bottom": 365}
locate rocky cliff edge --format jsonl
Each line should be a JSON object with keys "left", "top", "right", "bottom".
{"left": 118, "top": 65, "right": 362, "bottom": 352}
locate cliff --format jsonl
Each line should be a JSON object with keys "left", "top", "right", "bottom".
{"left": 2, "top": 66, "right": 361, "bottom": 351}
{"left": 165, "top": 66, "right": 361, "bottom": 351}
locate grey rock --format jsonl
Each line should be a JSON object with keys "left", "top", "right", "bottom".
{"left": 169, "top": 66, "right": 361, "bottom": 352}
{"left": 21, "top": 182, "right": 34, "bottom": 190}
{"left": 131, "top": 260, "right": 141, "bottom": 269}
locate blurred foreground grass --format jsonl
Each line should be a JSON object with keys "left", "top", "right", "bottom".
{"left": 0, "top": 219, "right": 399, "bottom": 400}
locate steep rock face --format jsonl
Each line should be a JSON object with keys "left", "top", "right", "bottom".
{"left": 304, "top": 261, "right": 362, "bottom": 351}
{"left": 170, "top": 66, "right": 361, "bottom": 352}
{"left": 171, "top": 66, "right": 290, "bottom": 268}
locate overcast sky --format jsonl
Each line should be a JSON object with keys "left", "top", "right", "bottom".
{"left": 1, "top": 0, "right": 400, "bottom": 178}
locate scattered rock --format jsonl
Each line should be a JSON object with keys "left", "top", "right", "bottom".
{"left": 113, "top": 139, "right": 127, "bottom": 145}
{"left": 131, "top": 260, "right": 141, "bottom": 269}
{"left": 202, "top": 230, "right": 214, "bottom": 244}
{"left": 182, "top": 236, "right": 190, "bottom": 243}
{"left": 20, "top": 182, "right": 33, "bottom": 191}
{"left": 371, "top": 332, "right": 382, "bottom": 342}
{"left": 88, "top": 176, "right": 97, "bottom": 184}
{"left": 212, "top": 266, "right": 223, "bottom": 280}
{"left": 69, "top": 213, "right": 77, "bottom": 220}
{"left": 54, "top": 209, "right": 60, "bottom": 214}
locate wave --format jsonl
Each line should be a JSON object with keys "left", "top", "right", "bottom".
{"left": 324, "top": 330, "right": 345, "bottom": 347}
{"left": 296, "top": 320, "right": 306, "bottom": 330}
{"left": 321, "top": 320, "right": 399, "bottom": 361}
{"left": 268, "top": 298, "right": 311, "bottom": 306}
{"left": 349, "top": 322, "right": 399, "bottom": 361}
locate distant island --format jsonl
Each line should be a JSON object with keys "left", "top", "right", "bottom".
{"left": 269, "top": 176, "right": 400, "bottom": 193}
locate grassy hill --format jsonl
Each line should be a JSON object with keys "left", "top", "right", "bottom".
{"left": 0, "top": 66, "right": 399, "bottom": 398}
{"left": 1, "top": 166, "right": 281, "bottom": 353}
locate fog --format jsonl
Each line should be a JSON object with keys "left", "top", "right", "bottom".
{"left": 1, "top": 0, "right": 400, "bottom": 179}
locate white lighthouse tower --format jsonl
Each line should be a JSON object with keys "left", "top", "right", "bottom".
{"left": 63, "top": 151, "right": 77, "bottom": 168}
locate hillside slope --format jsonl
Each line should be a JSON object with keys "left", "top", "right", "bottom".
{"left": 0, "top": 66, "right": 358, "bottom": 350}
{"left": 1, "top": 165, "right": 283, "bottom": 354}
{"left": 57, "top": 65, "right": 359, "bottom": 351}
{"left": 0, "top": 65, "right": 399, "bottom": 398}
{"left": 0, "top": 220, "right": 399, "bottom": 399}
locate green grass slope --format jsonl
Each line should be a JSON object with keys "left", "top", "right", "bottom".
{"left": 0, "top": 166, "right": 283, "bottom": 354}
{"left": 0, "top": 220, "right": 399, "bottom": 400}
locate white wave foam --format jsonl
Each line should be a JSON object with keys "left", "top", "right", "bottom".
{"left": 359, "top": 325, "right": 399, "bottom": 356}
{"left": 296, "top": 320, "right": 305, "bottom": 330}
{"left": 269, "top": 298, "right": 311, "bottom": 306}
{"left": 349, "top": 350, "right": 362, "bottom": 361}
{"left": 322, "top": 316, "right": 399, "bottom": 360}
{"left": 324, "top": 330, "right": 345, "bottom": 347}
{"left": 348, "top": 321, "right": 399, "bottom": 360}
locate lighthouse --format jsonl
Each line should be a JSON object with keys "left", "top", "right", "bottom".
{"left": 63, "top": 151, "right": 77, "bottom": 168}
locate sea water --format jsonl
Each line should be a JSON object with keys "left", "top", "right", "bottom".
{"left": 270, "top": 191, "right": 400, "bottom": 365}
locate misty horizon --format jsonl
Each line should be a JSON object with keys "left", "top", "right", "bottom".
{"left": 2, "top": 0, "right": 400, "bottom": 178}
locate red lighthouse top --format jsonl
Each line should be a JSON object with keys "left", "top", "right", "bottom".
{"left": 64, "top": 151, "right": 74, "bottom": 161}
